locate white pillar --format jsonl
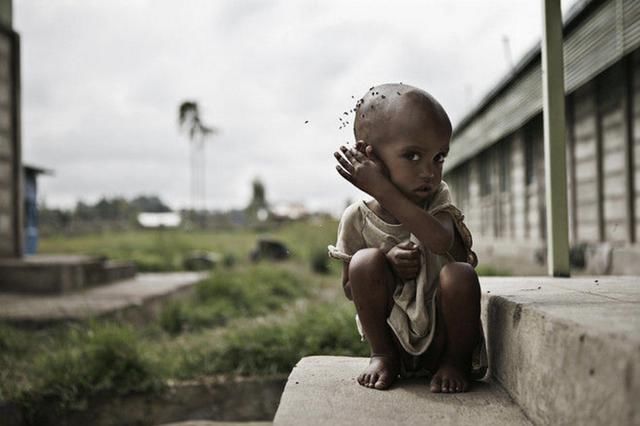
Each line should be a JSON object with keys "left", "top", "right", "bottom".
{"left": 541, "top": 0, "right": 570, "bottom": 277}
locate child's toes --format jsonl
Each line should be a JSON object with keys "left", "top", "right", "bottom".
{"left": 369, "top": 373, "right": 379, "bottom": 387}
{"left": 430, "top": 376, "right": 442, "bottom": 393}
{"left": 374, "top": 372, "right": 392, "bottom": 390}
{"left": 441, "top": 378, "right": 451, "bottom": 393}
{"left": 357, "top": 373, "right": 366, "bottom": 386}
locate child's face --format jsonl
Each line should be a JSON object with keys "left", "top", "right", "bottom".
{"left": 374, "top": 108, "right": 450, "bottom": 205}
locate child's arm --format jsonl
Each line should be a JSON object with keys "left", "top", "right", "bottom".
{"left": 334, "top": 144, "right": 454, "bottom": 255}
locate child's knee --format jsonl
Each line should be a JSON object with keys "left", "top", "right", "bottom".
{"left": 439, "top": 262, "right": 479, "bottom": 299}
{"left": 349, "top": 248, "right": 388, "bottom": 282}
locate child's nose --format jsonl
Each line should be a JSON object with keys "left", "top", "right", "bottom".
{"left": 419, "top": 164, "right": 435, "bottom": 180}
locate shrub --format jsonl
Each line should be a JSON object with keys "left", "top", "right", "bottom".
{"left": 310, "top": 246, "right": 330, "bottom": 274}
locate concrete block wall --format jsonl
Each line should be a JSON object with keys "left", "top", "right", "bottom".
{"left": 0, "top": 32, "right": 13, "bottom": 257}
{"left": 634, "top": 51, "right": 640, "bottom": 241}
{"left": 447, "top": 50, "right": 640, "bottom": 268}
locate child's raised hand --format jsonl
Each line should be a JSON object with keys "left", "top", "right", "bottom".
{"left": 386, "top": 241, "right": 420, "bottom": 280}
{"left": 334, "top": 141, "right": 390, "bottom": 198}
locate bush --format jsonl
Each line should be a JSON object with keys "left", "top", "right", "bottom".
{"left": 223, "top": 253, "right": 237, "bottom": 268}
{"left": 310, "top": 246, "right": 329, "bottom": 274}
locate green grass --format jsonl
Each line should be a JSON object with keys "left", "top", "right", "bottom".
{"left": 3, "top": 219, "right": 363, "bottom": 418}
{"left": 174, "top": 301, "right": 367, "bottom": 377}
{"left": 160, "top": 264, "right": 309, "bottom": 333}
{"left": 475, "top": 264, "right": 512, "bottom": 276}
{"left": 38, "top": 218, "right": 339, "bottom": 273}
{"left": 0, "top": 299, "right": 365, "bottom": 417}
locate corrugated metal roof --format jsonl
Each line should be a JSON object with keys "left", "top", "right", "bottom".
{"left": 446, "top": 0, "right": 640, "bottom": 173}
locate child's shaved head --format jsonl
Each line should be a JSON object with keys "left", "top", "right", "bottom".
{"left": 354, "top": 83, "right": 452, "bottom": 147}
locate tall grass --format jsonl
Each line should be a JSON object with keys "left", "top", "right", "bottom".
{"left": 160, "top": 265, "right": 309, "bottom": 333}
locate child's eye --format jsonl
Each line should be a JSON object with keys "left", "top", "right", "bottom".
{"left": 405, "top": 153, "right": 420, "bottom": 161}
{"left": 434, "top": 153, "right": 447, "bottom": 163}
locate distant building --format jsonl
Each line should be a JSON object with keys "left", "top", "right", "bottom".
{"left": 271, "top": 202, "right": 309, "bottom": 221}
{"left": 444, "top": 0, "right": 640, "bottom": 274}
{"left": 137, "top": 212, "right": 181, "bottom": 228}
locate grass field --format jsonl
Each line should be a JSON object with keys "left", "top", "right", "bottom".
{"left": 4, "top": 217, "right": 506, "bottom": 419}
{"left": 2, "top": 218, "right": 368, "bottom": 420}
{"left": 38, "top": 218, "right": 339, "bottom": 272}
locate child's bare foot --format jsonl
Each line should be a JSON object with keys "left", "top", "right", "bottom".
{"left": 430, "top": 362, "right": 469, "bottom": 393}
{"left": 357, "top": 354, "right": 399, "bottom": 390}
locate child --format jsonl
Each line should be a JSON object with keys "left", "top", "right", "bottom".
{"left": 329, "top": 83, "right": 486, "bottom": 393}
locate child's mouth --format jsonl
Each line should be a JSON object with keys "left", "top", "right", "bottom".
{"left": 415, "top": 185, "right": 432, "bottom": 195}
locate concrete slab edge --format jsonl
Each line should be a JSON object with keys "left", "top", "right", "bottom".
{"left": 482, "top": 294, "right": 640, "bottom": 425}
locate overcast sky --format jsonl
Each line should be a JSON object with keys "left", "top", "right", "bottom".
{"left": 16, "top": 0, "right": 580, "bottom": 215}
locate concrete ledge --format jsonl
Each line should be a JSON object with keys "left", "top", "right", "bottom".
{"left": 0, "top": 272, "right": 207, "bottom": 327}
{"left": 0, "top": 255, "right": 137, "bottom": 294}
{"left": 274, "top": 356, "right": 531, "bottom": 426}
{"left": 480, "top": 276, "right": 640, "bottom": 426}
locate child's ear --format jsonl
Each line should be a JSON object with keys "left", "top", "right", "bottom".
{"left": 365, "top": 144, "right": 376, "bottom": 159}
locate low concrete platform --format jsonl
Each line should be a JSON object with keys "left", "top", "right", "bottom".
{"left": 481, "top": 276, "right": 640, "bottom": 425}
{"left": 0, "top": 254, "right": 137, "bottom": 294}
{"left": 274, "top": 276, "right": 639, "bottom": 426}
{"left": 274, "top": 356, "right": 532, "bottom": 426}
{"left": 0, "top": 272, "right": 207, "bottom": 327}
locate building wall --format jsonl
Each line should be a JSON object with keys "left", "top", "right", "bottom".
{"left": 442, "top": 0, "right": 640, "bottom": 273}
{"left": 445, "top": 49, "right": 640, "bottom": 274}
{"left": 0, "top": 29, "right": 17, "bottom": 257}
{"left": 634, "top": 51, "right": 640, "bottom": 241}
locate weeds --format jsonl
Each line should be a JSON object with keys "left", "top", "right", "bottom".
{"left": 160, "top": 265, "right": 308, "bottom": 334}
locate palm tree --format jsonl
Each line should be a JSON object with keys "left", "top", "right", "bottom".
{"left": 178, "top": 101, "right": 216, "bottom": 217}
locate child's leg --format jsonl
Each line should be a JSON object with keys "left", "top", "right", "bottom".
{"left": 349, "top": 248, "right": 399, "bottom": 390}
{"left": 430, "top": 262, "right": 481, "bottom": 393}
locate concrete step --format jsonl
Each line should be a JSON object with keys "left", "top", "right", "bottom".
{"left": 0, "top": 254, "right": 136, "bottom": 294}
{"left": 84, "top": 259, "right": 137, "bottom": 286}
{"left": 0, "top": 272, "right": 207, "bottom": 327}
{"left": 158, "top": 422, "right": 271, "bottom": 426}
{"left": 273, "top": 356, "right": 532, "bottom": 426}
{"left": 480, "top": 276, "right": 640, "bottom": 425}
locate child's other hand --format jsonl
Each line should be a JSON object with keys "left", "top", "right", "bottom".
{"left": 386, "top": 241, "right": 420, "bottom": 280}
{"left": 334, "top": 141, "right": 390, "bottom": 197}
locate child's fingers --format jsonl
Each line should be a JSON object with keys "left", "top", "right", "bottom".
{"left": 333, "top": 151, "right": 354, "bottom": 172}
{"left": 342, "top": 145, "right": 365, "bottom": 162}
{"left": 396, "top": 249, "right": 419, "bottom": 260}
{"left": 335, "top": 165, "right": 353, "bottom": 182}
{"left": 397, "top": 241, "right": 417, "bottom": 250}
{"left": 395, "top": 259, "right": 418, "bottom": 269}
{"left": 340, "top": 146, "right": 359, "bottom": 163}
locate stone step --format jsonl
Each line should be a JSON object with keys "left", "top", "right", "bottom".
{"left": 0, "top": 254, "right": 136, "bottom": 294}
{"left": 84, "top": 259, "right": 137, "bottom": 286}
{"left": 158, "top": 422, "right": 271, "bottom": 426}
{"left": 0, "top": 272, "right": 208, "bottom": 327}
{"left": 273, "top": 356, "right": 532, "bottom": 426}
{"left": 480, "top": 276, "right": 640, "bottom": 425}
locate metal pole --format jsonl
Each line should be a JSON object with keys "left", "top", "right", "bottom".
{"left": 541, "top": 0, "right": 570, "bottom": 277}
